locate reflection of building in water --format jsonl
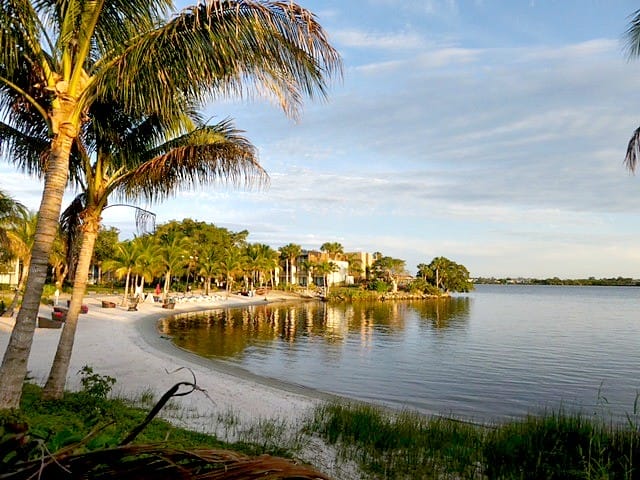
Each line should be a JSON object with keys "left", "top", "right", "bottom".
{"left": 282, "top": 306, "right": 297, "bottom": 343}
{"left": 359, "top": 309, "right": 373, "bottom": 350}
{"left": 324, "top": 304, "right": 347, "bottom": 341}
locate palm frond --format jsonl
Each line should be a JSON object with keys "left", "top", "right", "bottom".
{"left": 625, "top": 9, "right": 640, "bottom": 58}
{"left": 93, "top": 0, "right": 342, "bottom": 120}
{"left": 60, "top": 193, "right": 87, "bottom": 280}
{"left": 115, "top": 119, "right": 268, "bottom": 203}
{"left": 625, "top": 125, "right": 640, "bottom": 173}
{"left": 5, "top": 444, "right": 331, "bottom": 479}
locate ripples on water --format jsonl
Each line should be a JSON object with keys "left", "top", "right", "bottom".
{"left": 159, "top": 285, "right": 640, "bottom": 423}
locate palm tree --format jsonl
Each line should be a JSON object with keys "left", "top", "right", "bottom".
{"left": 1, "top": 211, "right": 37, "bottom": 317}
{"left": 198, "top": 244, "right": 220, "bottom": 295}
{"left": 130, "top": 235, "right": 162, "bottom": 298}
{"left": 0, "top": 190, "right": 27, "bottom": 254}
{"left": 314, "top": 260, "right": 339, "bottom": 296}
{"left": 42, "top": 116, "right": 266, "bottom": 399}
{"left": 280, "top": 243, "right": 302, "bottom": 287}
{"left": 157, "top": 235, "right": 189, "bottom": 300}
{"left": 219, "top": 246, "right": 243, "bottom": 298}
{"left": 0, "top": 0, "right": 341, "bottom": 408}
{"left": 300, "top": 259, "right": 316, "bottom": 291}
{"left": 49, "top": 230, "right": 69, "bottom": 291}
{"left": 320, "top": 242, "right": 344, "bottom": 260}
{"left": 103, "top": 241, "right": 138, "bottom": 305}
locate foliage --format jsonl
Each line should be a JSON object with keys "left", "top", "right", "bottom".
{"left": 368, "top": 279, "right": 391, "bottom": 293}
{"left": 417, "top": 257, "right": 474, "bottom": 293}
{"left": 407, "top": 278, "right": 441, "bottom": 296}
{"left": 306, "top": 402, "right": 482, "bottom": 478}
{"left": 307, "top": 402, "right": 640, "bottom": 480}
{"left": 319, "top": 242, "right": 344, "bottom": 259}
{"left": 93, "top": 227, "right": 120, "bottom": 267}
{"left": 77, "top": 366, "right": 116, "bottom": 401}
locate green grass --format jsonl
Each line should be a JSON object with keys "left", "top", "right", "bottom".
{"left": 5, "top": 381, "right": 640, "bottom": 479}
{"left": 304, "top": 402, "right": 640, "bottom": 479}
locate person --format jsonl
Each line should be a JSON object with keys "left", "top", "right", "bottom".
{"left": 154, "top": 284, "right": 161, "bottom": 296}
{"left": 54, "top": 289, "right": 60, "bottom": 306}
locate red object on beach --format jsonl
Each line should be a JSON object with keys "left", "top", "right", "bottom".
{"left": 155, "top": 284, "right": 161, "bottom": 295}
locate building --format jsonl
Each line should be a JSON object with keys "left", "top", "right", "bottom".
{"left": 0, "top": 259, "right": 20, "bottom": 287}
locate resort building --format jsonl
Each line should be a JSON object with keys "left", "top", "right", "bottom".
{"left": 0, "top": 259, "right": 20, "bottom": 287}
{"left": 283, "top": 250, "right": 374, "bottom": 288}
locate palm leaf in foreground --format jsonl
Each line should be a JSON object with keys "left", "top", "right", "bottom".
{"left": 3, "top": 444, "right": 331, "bottom": 480}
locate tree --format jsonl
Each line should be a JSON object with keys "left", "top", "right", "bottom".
{"left": 219, "top": 246, "right": 244, "bottom": 298}
{"left": 370, "top": 255, "right": 406, "bottom": 293}
{"left": 102, "top": 241, "right": 138, "bottom": 305}
{"left": 280, "top": 243, "right": 302, "bottom": 286}
{"left": 198, "top": 244, "right": 220, "bottom": 295}
{"left": 1, "top": 211, "right": 37, "bottom": 317}
{"left": 156, "top": 234, "right": 189, "bottom": 299}
{"left": 419, "top": 257, "right": 473, "bottom": 293}
{"left": 49, "top": 230, "right": 69, "bottom": 291}
{"left": 314, "top": 260, "right": 339, "bottom": 296}
{"left": 320, "top": 242, "right": 344, "bottom": 260}
{"left": 0, "top": 0, "right": 341, "bottom": 408}
{"left": 0, "top": 190, "right": 27, "bottom": 255}
{"left": 92, "top": 227, "right": 120, "bottom": 285}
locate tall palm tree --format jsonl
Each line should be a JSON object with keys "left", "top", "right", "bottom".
{"left": 0, "top": 0, "right": 341, "bottom": 408}
{"left": 314, "top": 260, "right": 339, "bottom": 296}
{"left": 157, "top": 234, "right": 189, "bottom": 300}
{"left": 280, "top": 243, "right": 302, "bottom": 287}
{"left": 198, "top": 244, "right": 221, "bottom": 295}
{"left": 103, "top": 241, "right": 138, "bottom": 304}
{"left": 42, "top": 117, "right": 265, "bottom": 399}
{"left": 219, "top": 246, "right": 243, "bottom": 298}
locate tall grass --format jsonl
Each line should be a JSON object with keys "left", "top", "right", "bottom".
{"left": 305, "top": 402, "right": 640, "bottom": 479}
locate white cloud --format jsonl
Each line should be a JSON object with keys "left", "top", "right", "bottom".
{"left": 333, "top": 28, "right": 425, "bottom": 50}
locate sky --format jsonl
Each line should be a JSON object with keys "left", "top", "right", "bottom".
{"left": 4, "top": 0, "right": 640, "bottom": 279}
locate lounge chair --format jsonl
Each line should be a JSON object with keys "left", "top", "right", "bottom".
{"left": 127, "top": 297, "right": 141, "bottom": 311}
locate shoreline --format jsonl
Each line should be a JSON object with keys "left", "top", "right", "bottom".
{"left": 0, "top": 291, "right": 335, "bottom": 429}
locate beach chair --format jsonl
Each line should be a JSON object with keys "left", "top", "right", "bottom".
{"left": 127, "top": 297, "right": 141, "bottom": 311}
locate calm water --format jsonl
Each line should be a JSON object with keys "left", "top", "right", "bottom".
{"left": 159, "top": 285, "right": 640, "bottom": 422}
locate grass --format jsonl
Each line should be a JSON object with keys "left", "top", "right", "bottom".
{"left": 0, "top": 382, "right": 306, "bottom": 462}
{"left": 304, "top": 402, "right": 640, "bottom": 479}
{"left": 4, "top": 379, "right": 640, "bottom": 479}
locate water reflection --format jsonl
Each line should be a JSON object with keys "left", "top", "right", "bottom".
{"left": 158, "top": 288, "right": 640, "bottom": 422}
{"left": 159, "top": 299, "right": 471, "bottom": 360}
{"left": 411, "top": 297, "right": 471, "bottom": 329}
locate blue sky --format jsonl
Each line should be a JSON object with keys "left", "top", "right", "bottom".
{"left": 4, "top": 0, "right": 640, "bottom": 278}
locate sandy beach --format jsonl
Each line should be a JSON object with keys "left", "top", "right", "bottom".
{"left": 0, "top": 292, "right": 328, "bottom": 431}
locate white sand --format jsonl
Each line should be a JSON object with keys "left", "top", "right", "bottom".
{"left": 0, "top": 293, "right": 324, "bottom": 428}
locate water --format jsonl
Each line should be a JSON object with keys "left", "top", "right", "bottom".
{"left": 159, "top": 285, "right": 640, "bottom": 423}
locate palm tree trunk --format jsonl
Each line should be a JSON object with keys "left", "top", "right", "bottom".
{"left": 163, "top": 270, "right": 171, "bottom": 300}
{"left": 42, "top": 214, "right": 99, "bottom": 400}
{"left": 121, "top": 269, "right": 132, "bottom": 306}
{"left": 0, "top": 130, "right": 73, "bottom": 409}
